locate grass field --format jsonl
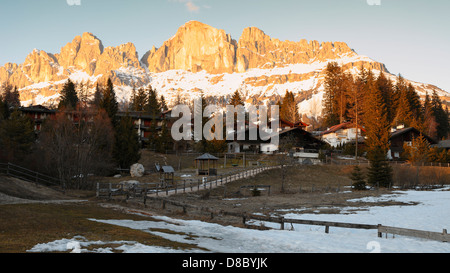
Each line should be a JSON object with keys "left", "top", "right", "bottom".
{"left": 0, "top": 202, "right": 201, "bottom": 253}
{"left": 1, "top": 150, "right": 449, "bottom": 253}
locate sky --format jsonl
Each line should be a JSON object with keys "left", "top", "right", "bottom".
{"left": 0, "top": 0, "right": 449, "bottom": 92}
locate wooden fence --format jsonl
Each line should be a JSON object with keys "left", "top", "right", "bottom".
{"left": 0, "top": 162, "right": 64, "bottom": 192}
{"left": 125, "top": 195, "right": 450, "bottom": 243}
{"left": 328, "top": 159, "right": 450, "bottom": 168}
{"left": 377, "top": 225, "right": 449, "bottom": 242}
{"left": 97, "top": 165, "right": 279, "bottom": 198}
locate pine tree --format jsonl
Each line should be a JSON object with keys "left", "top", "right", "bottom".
{"left": 402, "top": 134, "right": 430, "bottom": 165}
{"left": 0, "top": 110, "right": 35, "bottom": 162}
{"left": 132, "top": 87, "right": 148, "bottom": 112}
{"left": 90, "top": 83, "right": 103, "bottom": 108}
{"left": 230, "top": 90, "right": 244, "bottom": 107}
{"left": 1, "top": 84, "right": 20, "bottom": 108}
{"left": 100, "top": 78, "right": 119, "bottom": 127}
{"left": 160, "top": 95, "right": 168, "bottom": 112}
{"left": 322, "top": 62, "right": 344, "bottom": 127}
{"left": 431, "top": 90, "right": 450, "bottom": 140}
{"left": 407, "top": 83, "right": 422, "bottom": 123}
{"left": 145, "top": 86, "right": 160, "bottom": 116}
{"left": 422, "top": 92, "right": 438, "bottom": 140}
{"left": 0, "top": 96, "right": 10, "bottom": 120}
{"left": 58, "top": 79, "right": 79, "bottom": 110}
{"left": 77, "top": 82, "right": 89, "bottom": 107}
{"left": 367, "top": 149, "right": 393, "bottom": 188}
{"left": 350, "top": 165, "right": 366, "bottom": 190}
{"left": 394, "top": 79, "right": 414, "bottom": 127}
{"left": 155, "top": 120, "right": 173, "bottom": 153}
{"left": 376, "top": 72, "right": 395, "bottom": 124}
{"left": 280, "top": 90, "right": 300, "bottom": 123}
{"left": 112, "top": 114, "right": 141, "bottom": 169}
{"left": 364, "top": 71, "right": 393, "bottom": 188}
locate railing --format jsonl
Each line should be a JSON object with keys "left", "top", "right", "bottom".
{"left": 96, "top": 165, "right": 280, "bottom": 198}
{"left": 0, "top": 162, "right": 64, "bottom": 192}
{"left": 377, "top": 225, "right": 449, "bottom": 243}
{"left": 123, "top": 195, "right": 450, "bottom": 243}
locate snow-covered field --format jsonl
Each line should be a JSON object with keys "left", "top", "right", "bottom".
{"left": 27, "top": 187, "right": 450, "bottom": 253}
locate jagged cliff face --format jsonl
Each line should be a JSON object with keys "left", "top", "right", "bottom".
{"left": 0, "top": 21, "right": 447, "bottom": 116}
{"left": 141, "top": 21, "right": 387, "bottom": 74}
{"left": 0, "top": 32, "right": 149, "bottom": 102}
{"left": 142, "top": 21, "right": 237, "bottom": 74}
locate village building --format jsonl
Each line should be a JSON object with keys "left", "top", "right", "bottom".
{"left": 320, "top": 122, "right": 365, "bottom": 148}
{"left": 226, "top": 118, "right": 326, "bottom": 155}
{"left": 117, "top": 109, "right": 175, "bottom": 147}
{"left": 388, "top": 125, "right": 437, "bottom": 160}
{"left": 18, "top": 105, "right": 56, "bottom": 133}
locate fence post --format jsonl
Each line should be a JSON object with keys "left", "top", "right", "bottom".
{"left": 280, "top": 217, "right": 285, "bottom": 230}
{"left": 143, "top": 185, "right": 147, "bottom": 206}
{"left": 96, "top": 183, "right": 99, "bottom": 197}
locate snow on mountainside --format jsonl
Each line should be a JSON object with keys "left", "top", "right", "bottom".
{"left": 0, "top": 21, "right": 448, "bottom": 120}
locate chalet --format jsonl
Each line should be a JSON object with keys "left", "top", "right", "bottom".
{"left": 227, "top": 119, "right": 326, "bottom": 154}
{"left": 266, "top": 126, "right": 327, "bottom": 153}
{"left": 117, "top": 110, "right": 175, "bottom": 147}
{"left": 227, "top": 118, "right": 308, "bottom": 154}
{"left": 19, "top": 105, "right": 56, "bottom": 133}
{"left": 320, "top": 122, "right": 365, "bottom": 147}
{"left": 388, "top": 125, "right": 437, "bottom": 160}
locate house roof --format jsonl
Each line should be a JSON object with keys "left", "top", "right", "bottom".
{"left": 19, "top": 105, "right": 56, "bottom": 113}
{"left": 434, "top": 140, "right": 450, "bottom": 148}
{"left": 196, "top": 153, "right": 219, "bottom": 160}
{"left": 279, "top": 118, "right": 309, "bottom": 128}
{"left": 321, "top": 122, "right": 366, "bottom": 135}
{"left": 278, "top": 127, "right": 328, "bottom": 146}
{"left": 389, "top": 127, "right": 437, "bottom": 144}
{"left": 161, "top": 166, "right": 175, "bottom": 173}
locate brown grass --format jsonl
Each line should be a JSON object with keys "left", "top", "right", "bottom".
{"left": 0, "top": 202, "right": 201, "bottom": 253}
{"left": 392, "top": 165, "right": 450, "bottom": 187}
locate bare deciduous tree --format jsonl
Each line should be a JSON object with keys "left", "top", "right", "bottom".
{"left": 38, "top": 107, "right": 114, "bottom": 190}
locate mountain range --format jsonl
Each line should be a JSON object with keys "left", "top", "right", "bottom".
{"left": 1, "top": 20, "right": 448, "bottom": 124}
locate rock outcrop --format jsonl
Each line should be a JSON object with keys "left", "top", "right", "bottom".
{"left": 142, "top": 21, "right": 387, "bottom": 74}
{"left": 142, "top": 21, "right": 237, "bottom": 74}
{"left": 56, "top": 32, "right": 104, "bottom": 75}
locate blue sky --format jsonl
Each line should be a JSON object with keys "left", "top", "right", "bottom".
{"left": 1, "top": 0, "right": 449, "bottom": 91}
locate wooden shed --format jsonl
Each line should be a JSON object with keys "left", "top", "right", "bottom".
{"left": 158, "top": 165, "right": 175, "bottom": 186}
{"left": 195, "top": 153, "right": 219, "bottom": 176}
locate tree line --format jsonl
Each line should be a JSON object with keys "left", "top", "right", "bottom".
{"left": 321, "top": 62, "right": 450, "bottom": 188}
{"left": 0, "top": 79, "right": 169, "bottom": 190}
{"left": 322, "top": 62, "right": 449, "bottom": 140}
